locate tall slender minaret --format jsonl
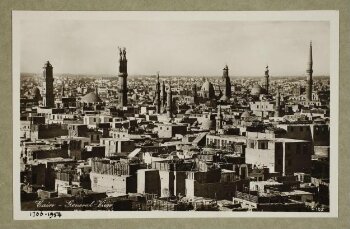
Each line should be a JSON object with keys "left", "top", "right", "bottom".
{"left": 42, "top": 61, "right": 54, "bottom": 108}
{"left": 155, "top": 72, "right": 161, "bottom": 113}
{"left": 192, "top": 84, "right": 198, "bottom": 104}
{"left": 275, "top": 87, "right": 281, "bottom": 117}
{"left": 166, "top": 83, "right": 173, "bottom": 118}
{"left": 160, "top": 81, "right": 166, "bottom": 113}
{"left": 216, "top": 105, "right": 223, "bottom": 131}
{"left": 264, "top": 65, "right": 270, "bottom": 94}
{"left": 61, "top": 83, "right": 65, "bottom": 97}
{"left": 222, "top": 65, "right": 232, "bottom": 99}
{"left": 118, "top": 47, "right": 128, "bottom": 107}
{"left": 306, "top": 41, "right": 313, "bottom": 101}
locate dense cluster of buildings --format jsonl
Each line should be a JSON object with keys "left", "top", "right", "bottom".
{"left": 19, "top": 43, "right": 330, "bottom": 212}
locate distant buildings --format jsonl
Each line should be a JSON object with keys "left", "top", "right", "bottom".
{"left": 19, "top": 42, "right": 330, "bottom": 212}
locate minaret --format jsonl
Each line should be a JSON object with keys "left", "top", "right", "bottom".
{"left": 118, "top": 47, "right": 128, "bottom": 107}
{"left": 160, "top": 81, "right": 166, "bottom": 113}
{"left": 61, "top": 84, "right": 65, "bottom": 97}
{"left": 275, "top": 88, "right": 281, "bottom": 117}
{"left": 216, "top": 105, "right": 223, "bottom": 131}
{"left": 306, "top": 41, "right": 313, "bottom": 101}
{"left": 264, "top": 65, "right": 269, "bottom": 94}
{"left": 155, "top": 72, "right": 161, "bottom": 113}
{"left": 166, "top": 83, "right": 173, "bottom": 118}
{"left": 42, "top": 61, "right": 54, "bottom": 108}
{"left": 222, "top": 65, "right": 232, "bottom": 99}
{"left": 192, "top": 84, "right": 198, "bottom": 104}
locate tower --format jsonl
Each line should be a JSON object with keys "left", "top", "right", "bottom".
{"left": 166, "top": 83, "right": 173, "bottom": 118}
{"left": 155, "top": 72, "right": 161, "bottom": 113}
{"left": 222, "top": 65, "right": 232, "bottom": 99}
{"left": 306, "top": 41, "right": 313, "bottom": 101}
{"left": 216, "top": 105, "right": 223, "bottom": 131}
{"left": 118, "top": 47, "right": 128, "bottom": 107}
{"left": 192, "top": 84, "right": 198, "bottom": 104}
{"left": 42, "top": 61, "right": 54, "bottom": 108}
{"left": 264, "top": 65, "right": 269, "bottom": 94}
{"left": 61, "top": 83, "right": 65, "bottom": 97}
{"left": 275, "top": 87, "right": 281, "bottom": 117}
{"left": 160, "top": 81, "right": 166, "bottom": 113}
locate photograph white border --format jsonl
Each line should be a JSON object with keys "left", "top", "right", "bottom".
{"left": 12, "top": 10, "right": 339, "bottom": 220}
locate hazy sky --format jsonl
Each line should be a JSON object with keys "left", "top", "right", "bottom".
{"left": 20, "top": 20, "right": 330, "bottom": 76}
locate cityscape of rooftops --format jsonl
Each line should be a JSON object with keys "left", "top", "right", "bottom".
{"left": 18, "top": 20, "right": 331, "bottom": 212}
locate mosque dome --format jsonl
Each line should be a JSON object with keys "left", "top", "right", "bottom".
{"left": 201, "top": 118, "right": 215, "bottom": 130}
{"left": 201, "top": 80, "right": 215, "bottom": 92}
{"left": 32, "top": 87, "right": 41, "bottom": 96}
{"left": 131, "top": 93, "right": 138, "bottom": 101}
{"left": 241, "top": 111, "right": 251, "bottom": 119}
{"left": 250, "top": 83, "right": 263, "bottom": 96}
{"left": 219, "top": 95, "right": 229, "bottom": 101}
{"left": 81, "top": 92, "right": 102, "bottom": 103}
{"left": 32, "top": 87, "right": 42, "bottom": 101}
{"left": 201, "top": 80, "right": 215, "bottom": 99}
{"left": 185, "top": 109, "right": 193, "bottom": 115}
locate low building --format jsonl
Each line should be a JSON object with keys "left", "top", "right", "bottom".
{"left": 90, "top": 158, "right": 146, "bottom": 194}
{"left": 157, "top": 123, "right": 187, "bottom": 138}
{"left": 245, "top": 132, "right": 312, "bottom": 175}
{"left": 100, "top": 138, "right": 136, "bottom": 157}
{"left": 233, "top": 191, "right": 308, "bottom": 211}
{"left": 185, "top": 168, "right": 249, "bottom": 200}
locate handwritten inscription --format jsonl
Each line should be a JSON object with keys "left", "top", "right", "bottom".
{"left": 29, "top": 211, "right": 62, "bottom": 219}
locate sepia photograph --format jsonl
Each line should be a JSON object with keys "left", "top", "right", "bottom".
{"left": 12, "top": 11, "right": 339, "bottom": 219}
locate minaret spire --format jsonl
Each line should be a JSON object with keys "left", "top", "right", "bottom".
{"left": 192, "top": 84, "right": 198, "bottom": 104}
{"left": 42, "top": 61, "right": 54, "bottom": 108}
{"left": 160, "top": 80, "right": 166, "bottom": 113}
{"left": 275, "top": 87, "right": 281, "bottom": 117}
{"left": 118, "top": 47, "right": 128, "bottom": 107}
{"left": 155, "top": 72, "right": 161, "bottom": 113}
{"left": 222, "top": 65, "right": 231, "bottom": 99}
{"left": 166, "top": 82, "right": 173, "bottom": 118}
{"left": 264, "top": 65, "right": 269, "bottom": 94}
{"left": 306, "top": 41, "right": 313, "bottom": 101}
{"left": 61, "top": 83, "right": 65, "bottom": 97}
{"left": 216, "top": 105, "right": 223, "bottom": 131}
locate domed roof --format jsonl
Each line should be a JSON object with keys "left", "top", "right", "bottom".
{"left": 32, "top": 87, "right": 41, "bottom": 96}
{"left": 201, "top": 119, "right": 215, "bottom": 130}
{"left": 241, "top": 111, "right": 251, "bottom": 118}
{"left": 251, "top": 83, "right": 263, "bottom": 96}
{"left": 81, "top": 92, "right": 102, "bottom": 103}
{"left": 32, "top": 87, "right": 41, "bottom": 101}
{"left": 201, "top": 80, "right": 215, "bottom": 92}
{"left": 219, "top": 95, "right": 229, "bottom": 101}
{"left": 131, "top": 93, "right": 138, "bottom": 100}
{"left": 185, "top": 109, "right": 193, "bottom": 114}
